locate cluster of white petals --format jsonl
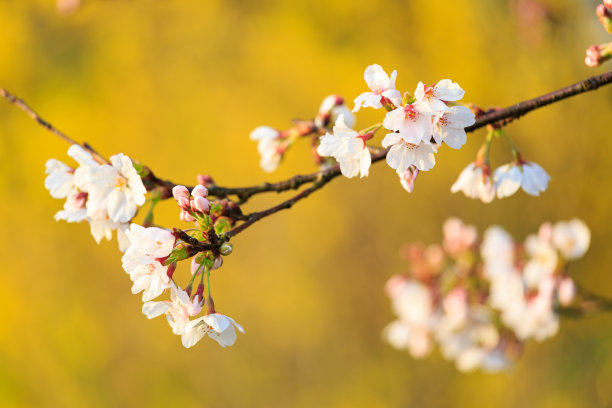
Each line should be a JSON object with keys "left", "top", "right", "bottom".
{"left": 123, "top": 207, "right": 244, "bottom": 348}
{"left": 44, "top": 145, "right": 146, "bottom": 251}
{"left": 453, "top": 160, "right": 550, "bottom": 203}
{"left": 385, "top": 217, "right": 590, "bottom": 372}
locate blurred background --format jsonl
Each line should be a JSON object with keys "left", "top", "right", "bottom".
{"left": 1, "top": 0, "right": 611, "bottom": 406}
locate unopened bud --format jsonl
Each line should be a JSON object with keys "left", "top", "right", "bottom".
{"left": 585, "top": 42, "right": 612, "bottom": 67}
{"left": 191, "top": 257, "right": 203, "bottom": 275}
{"left": 398, "top": 166, "right": 419, "bottom": 193}
{"left": 597, "top": 4, "right": 612, "bottom": 34}
{"left": 178, "top": 196, "right": 190, "bottom": 211}
{"left": 605, "top": 0, "right": 612, "bottom": 9}
{"left": 172, "top": 185, "right": 190, "bottom": 200}
{"left": 197, "top": 174, "right": 214, "bottom": 186}
{"left": 192, "top": 184, "right": 209, "bottom": 198}
{"left": 166, "top": 262, "right": 177, "bottom": 279}
{"left": 194, "top": 196, "right": 211, "bottom": 214}
{"left": 220, "top": 242, "right": 233, "bottom": 256}
{"left": 183, "top": 210, "right": 195, "bottom": 222}
{"left": 212, "top": 256, "right": 223, "bottom": 270}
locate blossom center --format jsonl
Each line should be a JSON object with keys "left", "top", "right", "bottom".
{"left": 114, "top": 175, "right": 128, "bottom": 191}
{"left": 403, "top": 105, "right": 419, "bottom": 121}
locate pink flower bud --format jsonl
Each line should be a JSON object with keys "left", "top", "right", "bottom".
{"left": 194, "top": 196, "right": 210, "bottom": 214}
{"left": 172, "top": 185, "right": 189, "bottom": 200}
{"left": 191, "top": 257, "right": 202, "bottom": 275}
{"left": 597, "top": 3, "right": 612, "bottom": 19}
{"left": 605, "top": 0, "right": 612, "bottom": 9}
{"left": 558, "top": 277, "right": 576, "bottom": 306}
{"left": 399, "top": 166, "right": 419, "bottom": 193}
{"left": 197, "top": 174, "right": 214, "bottom": 186}
{"left": 178, "top": 197, "right": 190, "bottom": 211}
{"left": 183, "top": 211, "right": 195, "bottom": 222}
{"left": 166, "top": 262, "right": 177, "bottom": 279}
{"left": 192, "top": 184, "right": 209, "bottom": 198}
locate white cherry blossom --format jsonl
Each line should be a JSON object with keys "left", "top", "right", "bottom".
{"left": 382, "top": 103, "right": 432, "bottom": 146}
{"left": 121, "top": 224, "right": 176, "bottom": 301}
{"left": 451, "top": 162, "right": 495, "bottom": 203}
{"left": 432, "top": 105, "right": 475, "bottom": 149}
{"left": 317, "top": 115, "right": 371, "bottom": 178}
{"left": 353, "top": 64, "right": 402, "bottom": 112}
{"left": 494, "top": 162, "right": 550, "bottom": 198}
{"left": 552, "top": 219, "right": 591, "bottom": 260}
{"left": 143, "top": 283, "right": 203, "bottom": 335}
{"left": 182, "top": 313, "right": 245, "bottom": 348}
{"left": 86, "top": 153, "right": 147, "bottom": 223}
{"left": 414, "top": 79, "right": 465, "bottom": 114}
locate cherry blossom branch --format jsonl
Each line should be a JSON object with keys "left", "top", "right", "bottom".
{"left": 0, "top": 88, "right": 108, "bottom": 164}
{"left": 558, "top": 284, "right": 612, "bottom": 317}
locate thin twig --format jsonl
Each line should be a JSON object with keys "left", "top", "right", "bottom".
{"left": 0, "top": 88, "right": 108, "bottom": 164}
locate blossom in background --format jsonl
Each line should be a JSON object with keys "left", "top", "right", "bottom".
{"left": 250, "top": 126, "right": 283, "bottom": 173}
{"left": 451, "top": 162, "right": 495, "bottom": 203}
{"left": 353, "top": 64, "right": 402, "bottom": 112}
{"left": 182, "top": 313, "right": 245, "bottom": 348}
{"left": 317, "top": 115, "right": 371, "bottom": 178}
{"left": 385, "top": 218, "right": 591, "bottom": 372}
{"left": 122, "top": 224, "right": 176, "bottom": 301}
{"left": 493, "top": 161, "right": 550, "bottom": 198}
{"left": 552, "top": 219, "right": 591, "bottom": 260}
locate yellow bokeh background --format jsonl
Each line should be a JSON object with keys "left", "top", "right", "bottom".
{"left": 1, "top": 0, "right": 612, "bottom": 406}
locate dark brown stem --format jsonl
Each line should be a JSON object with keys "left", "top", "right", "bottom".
{"left": 0, "top": 88, "right": 108, "bottom": 164}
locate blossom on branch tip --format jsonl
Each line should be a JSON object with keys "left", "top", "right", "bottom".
{"left": 353, "top": 64, "right": 402, "bottom": 112}
{"left": 181, "top": 313, "right": 245, "bottom": 348}
{"left": 432, "top": 105, "right": 475, "bottom": 149}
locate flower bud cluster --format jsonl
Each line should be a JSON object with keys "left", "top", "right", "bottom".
{"left": 585, "top": 3, "right": 612, "bottom": 66}
{"left": 44, "top": 145, "right": 147, "bottom": 251}
{"left": 172, "top": 184, "right": 211, "bottom": 222}
{"left": 384, "top": 217, "right": 590, "bottom": 372}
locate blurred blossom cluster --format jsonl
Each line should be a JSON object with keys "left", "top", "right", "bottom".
{"left": 384, "top": 217, "right": 590, "bottom": 372}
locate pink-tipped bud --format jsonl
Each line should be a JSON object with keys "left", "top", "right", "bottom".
{"left": 194, "top": 196, "right": 210, "bottom": 214}
{"left": 172, "top": 185, "right": 190, "bottom": 200}
{"left": 399, "top": 166, "right": 419, "bottom": 193}
{"left": 183, "top": 211, "right": 195, "bottom": 222}
{"left": 177, "top": 196, "right": 190, "bottom": 211}
{"left": 192, "top": 184, "right": 209, "bottom": 198}
{"left": 212, "top": 256, "right": 223, "bottom": 270}
{"left": 191, "top": 257, "right": 202, "bottom": 275}
{"left": 558, "top": 277, "right": 576, "bottom": 306}
{"left": 585, "top": 43, "right": 612, "bottom": 67}
{"left": 597, "top": 4, "right": 612, "bottom": 34}
{"left": 605, "top": 0, "right": 612, "bottom": 9}
{"left": 197, "top": 174, "right": 214, "bottom": 186}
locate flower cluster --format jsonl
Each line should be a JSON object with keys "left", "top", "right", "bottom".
{"left": 250, "top": 64, "right": 475, "bottom": 193}
{"left": 451, "top": 129, "right": 551, "bottom": 202}
{"left": 384, "top": 217, "right": 590, "bottom": 372}
{"left": 44, "top": 145, "right": 147, "bottom": 251}
{"left": 121, "top": 184, "right": 244, "bottom": 348}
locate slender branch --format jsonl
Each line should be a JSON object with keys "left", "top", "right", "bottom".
{"left": 223, "top": 173, "right": 336, "bottom": 239}
{"left": 0, "top": 88, "right": 108, "bottom": 164}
